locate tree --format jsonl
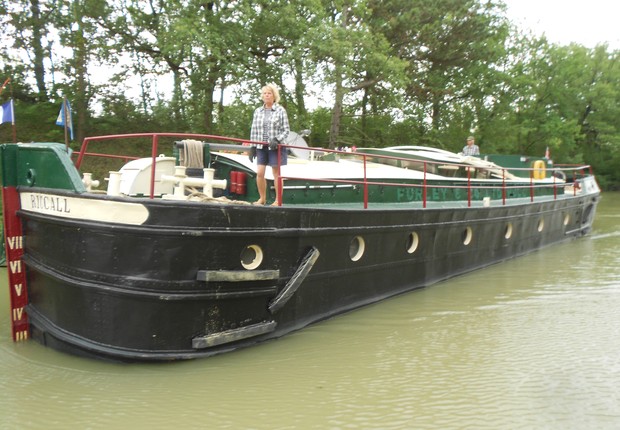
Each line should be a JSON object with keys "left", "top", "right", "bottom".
{"left": 1, "top": 0, "right": 53, "bottom": 101}
{"left": 374, "top": 0, "right": 508, "bottom": 148}
{"left": 1, "top": 0, "right": 620, "bottom": 189}
{"left": 308, "top": 0, "right": 406, "bottom": 148}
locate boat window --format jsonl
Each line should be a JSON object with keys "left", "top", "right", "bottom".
{"left": 462, "top": 227, "right": 473, "bottom": 245}
{"left": 349, "top": 236, "right": 366, "bottom": 262}
{"left": 504, "top": 223, "right": 513, "bottom": 239}
{"left": 406, "top": 232, "right": 420, "bottom": 254}
{"left": 240, "top": 245, "right": 264, "bottom": 270}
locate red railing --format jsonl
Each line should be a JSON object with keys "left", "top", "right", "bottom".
{"left": 74, "top": 132, "right": 594, "bottom": 206}
{"left": 75, "top": 132, "right": 266, "bottom": 199}
{"left": 276, "top": 145, "right": 593, "bottom": 208}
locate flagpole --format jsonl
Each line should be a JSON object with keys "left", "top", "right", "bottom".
{"left": 10, "top": 82, "right": 16, "bottom": 143}
{"left": 63, "top": 97, "right": 69, "bottom": 151}
{"left": 11, "top": 99, "right": 16, "bottom": 144}
{"left": 0, "top": 77, "right": 16, "bottom": 143}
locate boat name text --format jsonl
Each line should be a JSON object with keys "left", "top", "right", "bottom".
{"left": 29, "top": 194, "right": 70, "bottom": 213}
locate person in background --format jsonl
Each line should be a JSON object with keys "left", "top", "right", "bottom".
{"left": 248, "top": 83, "right": 290, "bottom": 205}
{"left": 462, "top": 135, "right": 480, "bottom": 156}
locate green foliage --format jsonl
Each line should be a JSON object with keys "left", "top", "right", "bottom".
{"left": 0, "top": 101, "right": 70, "bottom": 144}
{"left": 0, "top": 0, "right": 619, "bottom": 188}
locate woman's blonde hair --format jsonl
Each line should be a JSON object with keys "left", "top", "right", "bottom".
{"left": 262, "top": 83, "right": 280, "bottom": 104}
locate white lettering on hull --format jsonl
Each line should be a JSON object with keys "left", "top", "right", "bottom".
{"left": 15, "top": 330, "right": 29, "bottom": 341}
{"left": 9, "top": 259, "right": 21, "bottom": 274}
{"left": 7, "top": 235, "right": 23, "bottom": 250}
{"left": 20, "top": 192, "right": 149, "bottom": 225}
{"left": 12, "top": 307, "right": 24, "bottom": 321}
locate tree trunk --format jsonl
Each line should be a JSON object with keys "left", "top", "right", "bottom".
{"left": 329, "top": 68, "right": 344, "bottom": 149}
{"left": 203, "top": 74, "right": 217, "bottom": 132}
{"left": 294, "top": 56, "right": 306, "bottom": 117}
{"left": 431, "top": 95, "right": 441, "bottom": 130}
{"left": 30, "top": 0, "right": 47, "bottom": 101}
{"left": 328, "top": 5, "right": 350, "bottom": 149}
{"left": 361, "top": 82, "right": 369, "bottom": 147}
{"left": 73, "top": 0, "right": 88, "bottom": 145}
{"left": 173, "top": 69, "right": 184, "bottom": 123}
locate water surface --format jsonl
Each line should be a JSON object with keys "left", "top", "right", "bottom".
{"left": 1, "top": 193, "right": 619, "bottom": 429}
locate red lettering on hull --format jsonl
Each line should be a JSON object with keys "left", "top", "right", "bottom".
{"left": 2, "top": 186, "right": 30, "bottom": 342}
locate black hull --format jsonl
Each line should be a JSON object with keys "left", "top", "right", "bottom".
{"left": 19, "top": 192, "right": 599, "bottom": 361}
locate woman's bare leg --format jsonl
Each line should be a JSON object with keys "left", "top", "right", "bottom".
{"left": 255, "top": 164, "right": 267, "bottom": 204}
{"left": 271, "top": 166, "right": 281, "bottom": 206}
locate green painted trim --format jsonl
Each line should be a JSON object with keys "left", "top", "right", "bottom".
{"left": 0, "top": 143, "right": 85, "bottom": 192}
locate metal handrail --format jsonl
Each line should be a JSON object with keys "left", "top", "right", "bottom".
{"left": 76, "top": 132, "right": 266, "bottom": 199}
{"left": 277, "top": 144, "right": 591, "bottom": 208}
{"left": 73, "top": 132, "right": 593, "bottom": 205}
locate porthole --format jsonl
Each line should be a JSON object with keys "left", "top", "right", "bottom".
{"left": 26, "top": 168, "right": 36, "bottom": 186}
{"left": 349, "top": 236, "right": 365, "bottom": 262}
{"left": 462, "top": 227, "right": 473, "bottom": 246}
{"left": 563, "top": 213, "right": 570, "bottom": 226}
{"left": 406, "top": 232, "right": 419, "bottom": 254}
{"left": 537, "top": 218, "right": 545, "bottom": 232}
{"left": 504, "top": 223, "right": 513, "bottom": 239}
{"left": 240, "top": 244, "right": 264, "bottom": 270}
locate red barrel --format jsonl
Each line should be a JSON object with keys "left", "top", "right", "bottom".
{"left": 236, "top": 172, "right": 247, "bottom": 195}
{"left": 230, "top": 171, "right": 238, "bottom": 194}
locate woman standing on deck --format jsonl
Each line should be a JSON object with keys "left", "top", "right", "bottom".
{"left": 248, "top": 84, "right": 290, "bottom": 206}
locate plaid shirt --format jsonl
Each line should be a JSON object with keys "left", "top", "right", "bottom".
{"left": 250, "top": 104, "right": 290, "bottom": 147}
{"left": 462, "top": 144, "right": 480, "bottom": 156}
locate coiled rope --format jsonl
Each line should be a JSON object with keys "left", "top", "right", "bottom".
{"left": 181, "top": 139, "right": 204, "bottom": 168}
{"left": 186, "top": 189, "right": 251, "bottom": 205}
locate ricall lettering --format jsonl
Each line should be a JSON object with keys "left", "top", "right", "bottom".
{"left": 30, "top": 194, "right": 70, "bottom": 213}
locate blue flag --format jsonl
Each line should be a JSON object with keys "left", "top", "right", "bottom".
{"left": 0, "top": 100, "right": 14, "bottom": 125}
{"left": 56, "top": 99, "right": 74, "bottom": 140}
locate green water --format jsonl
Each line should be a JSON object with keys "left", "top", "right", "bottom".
{"left": 1, "top": 193, "right": 619, "bottom": 430}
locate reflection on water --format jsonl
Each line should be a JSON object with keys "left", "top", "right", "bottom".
{"left": 2, "top": 194, "right": 620, "bottom": 429}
